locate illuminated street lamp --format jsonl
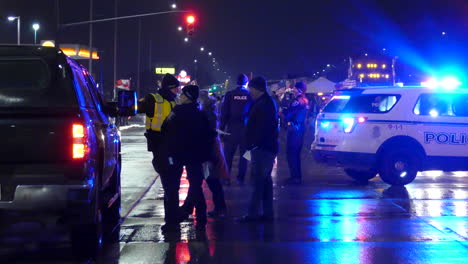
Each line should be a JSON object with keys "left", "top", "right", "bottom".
{"left": 194, "top": 59, "right": 197, "bottom": 63}
{"left": 171, "top": 3, "right": 177, "bottom": 9}
{"left": 178, "top": 26, "right": 182, "bottom": 31}
{"left": 7, "top": 16, "right": 20, "bottom": 45}
{"left": 32, "top": 23, "right": 40, "bottom": 44}
{"left": 184, "top": 37, "right": 189, "bottom": 42}
{"left": 208, "top": 52, "right": 212, "bottom": 56}
{"left": 200, "top": 47, "right": 204, "bottom": 51}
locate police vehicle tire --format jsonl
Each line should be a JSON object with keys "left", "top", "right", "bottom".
{"left": 379, "top": 148, "right": 420, "bottom": 186}
{"left": 344, "top": 168, "right": 377, "bottom": 182}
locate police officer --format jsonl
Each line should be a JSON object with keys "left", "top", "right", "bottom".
{"left": 138, "top": 73, "right": 181, "bottom": 230}
{"left": 162, "top": 85, "right": 215, "bottom": 230}
{"left": 284, "top": 81, "right": 309, "bottom": 185}
{"left": 279, "top": 90, "right": 294, "bottom": 128}
{"left": 180, "top": 91, "right": 228, "bottom": 219}
{"left": 220, "top": 74, "right": 252, "bottom": 185}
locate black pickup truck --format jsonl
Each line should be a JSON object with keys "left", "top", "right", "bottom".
{"left": 0, "top": 46, "right": 136, "bottom": 256}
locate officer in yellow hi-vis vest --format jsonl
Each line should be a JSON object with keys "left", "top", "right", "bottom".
{"left": 138, "top": 73, "right": 180, "bottom": 171}
{"left": 138, "top": 74, "right": 182, "bottom": 229}
{"left": 138, "top": 73, "right": 183, "bottom": 230}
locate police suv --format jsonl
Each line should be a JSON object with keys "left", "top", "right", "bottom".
{"left": 312, "top": 85, "right": 468, "bottom": 185}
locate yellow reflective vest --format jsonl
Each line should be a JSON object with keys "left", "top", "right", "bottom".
{"left": 145, "top": 93, "right": 176, "bottom": 132}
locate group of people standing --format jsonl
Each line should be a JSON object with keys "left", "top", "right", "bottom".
{"left": 138, "top": 72, "right": 309, "bottom": 231}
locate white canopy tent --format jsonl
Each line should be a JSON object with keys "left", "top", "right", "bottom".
{"left": 306, "top": 77, "right": 336, "bottom": 93}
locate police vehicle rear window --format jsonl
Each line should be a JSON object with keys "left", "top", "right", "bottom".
{"left": 0, "top": 58, "right": 77, "bottom": 108}
{"left": 323, "top": 94, "right": 400, "bottom": 113}
{"left": 414, "top": 93, "right": 468, "bottom": 117}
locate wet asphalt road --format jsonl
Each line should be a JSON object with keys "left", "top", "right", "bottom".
{"left": 1, "top": 120, "right": 467, "bottom": 263}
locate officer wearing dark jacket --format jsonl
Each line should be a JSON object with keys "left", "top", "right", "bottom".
{"left": 284, "top": 81, "right": 309, "bottom": 185}
{"left": 220, "top": 74, "right": 252, "bottom": 185}
{"left": 160, "top": 85, "right": 215, "bottom": 230}
{"left": 180, "top": 91, "right": 228, "bottom": 219}
{"left": 238, "top": 76, "right": 279, "bottom": 223}
{"left": 138, "top": 74, "right": 181, "bottom": 230}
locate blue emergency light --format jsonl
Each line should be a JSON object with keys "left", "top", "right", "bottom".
{"left": 421, "top": 76, "right": 462, "bottom": 90}
{"left": 320, "top": 121, "right": 330, "bottom": 129}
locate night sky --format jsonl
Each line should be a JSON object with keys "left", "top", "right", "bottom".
{"left": 0, "top": 0, "right": 466, "bottom": 96}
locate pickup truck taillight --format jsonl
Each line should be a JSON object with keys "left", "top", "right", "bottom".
{"left": 72, "top": 123, "right": 87, "bottom": 159}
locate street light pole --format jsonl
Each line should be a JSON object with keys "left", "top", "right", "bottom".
{"left": 136, "top": 19, "right": 142, "bottom": 97}
{"left": 113, "top": 0, "right": 118, "bottom": 101}
{"left": 55, "top": 0, "right": 60, "bottom": 46}
{"left": 32, "top": 23, "right": 40, "bottom": 44}
{"left": 148, "top": 39, "right": 153, "bottom": 71}
{"left": 7, "top": 16, "right": 20, "bottom": 45}
{"left": 88, "top": 0, "right": 94, "bottom": 75}
{"left": 17, "top": 17, "right": 20, "bottom": 45}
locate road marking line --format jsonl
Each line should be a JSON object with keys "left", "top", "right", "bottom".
{"left": 119, "top": 175, "right": 159, "bottom": 225}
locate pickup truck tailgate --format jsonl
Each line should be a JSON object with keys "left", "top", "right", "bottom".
{"left": 0, "top": 113, "right": 79, "bottom": 163}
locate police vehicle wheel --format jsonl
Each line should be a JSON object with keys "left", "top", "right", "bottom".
{"left": 344, "top": 168, "right": 377, "bottom": 182}
{"left": 380, "top": 148, "right": 419, "bottom": 186}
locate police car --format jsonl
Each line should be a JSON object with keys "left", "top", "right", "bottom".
{"left": 312, "top": 79, "right": 468, "bottom": 185}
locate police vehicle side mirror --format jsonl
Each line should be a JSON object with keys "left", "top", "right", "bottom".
{"left": 117, "top": 90, "right": 138, "bottom": 116}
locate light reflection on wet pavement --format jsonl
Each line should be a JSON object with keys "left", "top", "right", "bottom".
{"left": 0, "top": 126, "right": 466, "bottom": 263}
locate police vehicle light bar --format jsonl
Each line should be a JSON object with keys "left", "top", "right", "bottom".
{"left": 333, "top": 95, "right": 350, "bottom": 100}
{"left": 421, "top": 76, "right": 462, "bottom": 90}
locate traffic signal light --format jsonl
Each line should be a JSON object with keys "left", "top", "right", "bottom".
{"left": 186, "top": 15, "right": 196, "bottom": 36}
{"left": 186, "top": 15, "right": 195, "bottom": 24}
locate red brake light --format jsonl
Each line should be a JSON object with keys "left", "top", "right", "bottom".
{"left": 357, "top": 117, "right": 367, "bottom": 123}
{"left": 72, "top": 123, "right": 87, "bottom": 159}
{"left": 73, "top": 144, "right": 86, "bottom": 159}
{"left": 73, "top": 124, "right": 85, "bottom": 138}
